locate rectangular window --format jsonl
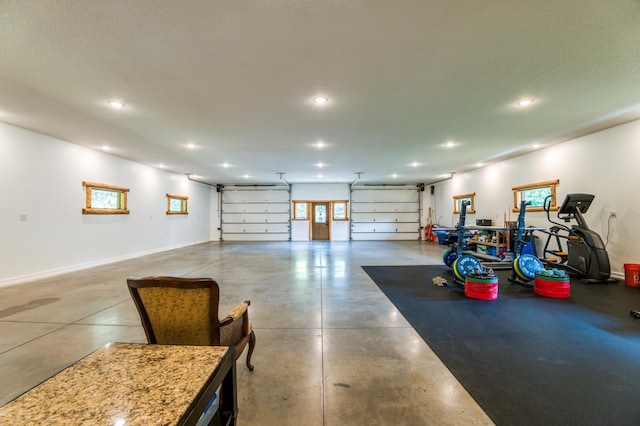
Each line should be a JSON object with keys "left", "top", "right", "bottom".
{"left": 332, "top": 201, "right": 348, "bottom": 220}
{"left": 453, "top": 193, "right": 476, "bottom": 214}
{"left": 82, "top": 181, "right": 129, "bottom": 214}
{"left": 293, "top": 201, "right": 309, "bottom": 220}
{"left": 512, "top": 179, "right": 559, "bottom": 212}
{"left": 166, "top": 193, "right": 188, "bottom": 215}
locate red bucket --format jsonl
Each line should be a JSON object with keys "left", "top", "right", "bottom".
{"left": 623, "top": 264, "right": 640, "bottom": 287}
{"left": 534, "top": 275, "right": 570, "bottom": 298}
{"left": 465, "top": 275, "right": 498, "bottom": 300}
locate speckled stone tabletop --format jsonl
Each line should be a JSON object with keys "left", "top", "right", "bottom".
{"left": 0, "top": 343, "right": 229, "bottom": 425}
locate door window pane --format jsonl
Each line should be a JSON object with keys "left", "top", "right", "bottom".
{"left": 315, "top": 205, "right": 327, "bottom": 223}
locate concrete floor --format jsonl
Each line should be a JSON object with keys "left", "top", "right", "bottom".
{"left": 0, "top": 241, "right": 494, "bottom": 425}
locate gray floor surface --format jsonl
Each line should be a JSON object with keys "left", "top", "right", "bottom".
{"left": 0, "top": 240, "right": 494, "bottom": 425}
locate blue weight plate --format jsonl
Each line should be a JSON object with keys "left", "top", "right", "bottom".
{"left": 443, "top": 248, "right": 457, "bottom": 267}
{"left": 515, "top": 254, "right": 544, "bottom": 280}
{"left": 454, "top": 254, "right": 483, "bottom": 282}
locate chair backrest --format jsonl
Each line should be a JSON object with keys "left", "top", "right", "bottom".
{"left": 127, "top": 276, "right": 221, "bottom": 345}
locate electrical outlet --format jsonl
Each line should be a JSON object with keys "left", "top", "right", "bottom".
{"left": 610, "top": 210, "right": 617, "bottom": 218}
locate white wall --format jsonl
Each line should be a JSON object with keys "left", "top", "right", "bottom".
{"left": 424, "top": 118, "right": 640, "bottom": 277}
{"left": 5, "top": 117, "right": 638, "bottom": 283}
{"left": 0, "top": 122, "right": 213, "bottom": 287}
{"left": 290, "top": 183, "right": 350, "bottom": 241}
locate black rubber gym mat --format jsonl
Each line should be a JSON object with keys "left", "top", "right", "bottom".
{"left": 362, "top": 265, "right": 640, "bottom": 426}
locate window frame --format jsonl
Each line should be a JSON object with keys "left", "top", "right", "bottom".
{"left": 293, "top": 201, "right": 309, "bottom": 220}
{"left": 332, "top": 200, "right": 349, "bottom": 221}
{"left": 453, "top": 192, "right": 476, "bottom": 214}
{"left": 293, "top": 200, "right": 349, "bottom": 221}
{"left": 166, "top": 193, "right": 189, "bottom": 215}
{"left": 82, "top": 181, "right": 130, "bottom": 215}
{"left": 512, "top": 179, "right": 560, "bottom": 212}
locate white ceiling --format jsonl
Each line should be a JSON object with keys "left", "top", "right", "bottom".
{"left": 1, "top": 1, "right": 640, "bottom": 186}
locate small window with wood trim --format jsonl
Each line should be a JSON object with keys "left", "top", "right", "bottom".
{"left": 332, "top": 201, "right": 348, "bottom": 220}
{"left": 82, "top": 181, "right": 129, "bottom": 214}
{"left": 293, "top": 201, "right": 309, "bottom": 220}
{"left": 512, "top": 179, "right": 559, "bottom": 212}
{"left": 453, "top": 193, "right": 476, "bottom": 214}
{"left": 166, "top": 193, "right": 188, "bottom": 215}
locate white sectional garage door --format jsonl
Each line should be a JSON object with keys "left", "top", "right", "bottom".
{"left": 350, "top": 186, "right": 420, "bottom": 240}
{"left": 220, "top": 186, "right": 291, "bottom": 241}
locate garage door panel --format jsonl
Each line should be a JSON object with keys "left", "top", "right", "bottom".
{"left": 221, "top": 188, "right": 291, "bottom": 241}
{"left": 350, "top": 212, "right": 419, "bottom": 222}
{"left": 350, "top": 189, "right": 418, "bottom": 203}
{"left": 222, "top": 190, "right": 289, "bottom": 203}
{"left": 351, "top": 186, "right": 419, "bottom": 241}
{"left": 351, "top": 222, "right": 419, "bottom": 233}
{"left": 222, "top": 213, "right": 290, "bottom": 222}
{"left": 222, "top": 223, "right": 290, "bottom": 233}
{"left": 222, "top": 203, "right": 289, "bottom": 213}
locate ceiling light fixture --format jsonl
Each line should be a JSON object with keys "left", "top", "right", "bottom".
{"left": 108, "top": 101, "right": 125, "bottom": 109}
{"left": 315, "top": 140, "right": 326, "bottom": 149}
{"left": 186, "top": 142, "right": 196, "bottom": 150}
{"left": 313, "top": 96, "right": 329, "bottom": 105}
{"left": 102, "top": 145, "right": 110, "bottom": 151}
{"left": 516, "top": 98, "right": 534, "bottom": 107}
{"left": 316, "top": 162, "right": 325, "bottom": 168}
{"left": 444, "top": 141, "right": 456, "bottom": 148}
{"left": 410, "top": 162, "right": 421, "bottom": 167}
{"left": 222, "top": 162, "right": 230, "bottom": 168}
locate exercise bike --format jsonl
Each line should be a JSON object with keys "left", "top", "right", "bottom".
{"left": 538, "top": 193, "right": 614, "bottom": 283}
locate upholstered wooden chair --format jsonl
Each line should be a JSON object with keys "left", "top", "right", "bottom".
{"left": 127, "top": 276, "right": 255, "bottom": 371}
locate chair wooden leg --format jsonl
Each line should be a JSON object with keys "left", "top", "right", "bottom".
{"left": 246, "top": 329, "right": 256, "bottom": 371}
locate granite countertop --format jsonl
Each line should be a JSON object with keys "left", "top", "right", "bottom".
{"left": 0, "top": 343, "right": 229, "bottom": 425}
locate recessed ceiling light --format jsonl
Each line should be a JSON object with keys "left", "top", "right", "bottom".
{"left": 391, "top": 173, "right": 398, "bottom": 178}
{"left": 313, "top": 96, "right": 329, "bottom": 105}
{"left": 186, "top": 142, "right": 196, "bottom": 150}
{"left": 317, "top": 174, "right": 324, "bottom": 178}
{"left": 102, "top": 145, "right": 110, "bottom": 151}
{"left": 476, "top": 162, "right": 484, "bottom": 167}
{"left": 516, "top": 98, "right": 534, "bottom": 107}
{"left": 532, "top": 143, "right": 541, "bottom": 149}
{"left": 222, "top": 162, "right": 230, "bottom": 168}
{"left": 444, "top": 141, "right": 456, "bottom": 148}
{"left": 243, "top": 174, "right": 250, "bottom": 179}
{"left": 108, "top": 101, "right": 125, "bottom": 109}
{"left": 158, "top": 163, "right": 166, "bottom": 169}
{"left": 315, "top": 162, "right": 326, "bottom": 168}
{"left": 410, "top": 162, "right": 421, "bottom": 167}
{"left": 314, "top": 140, "right": 326, "bottom": 149}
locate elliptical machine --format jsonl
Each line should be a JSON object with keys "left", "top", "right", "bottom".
{"left": 539, "top": 193, "right": 614, "bottom": 283}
